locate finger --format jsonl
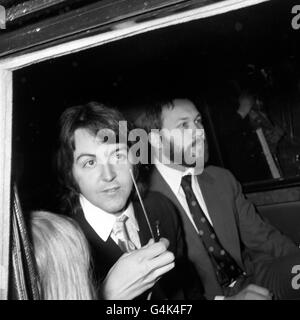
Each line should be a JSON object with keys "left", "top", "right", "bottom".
{"left": 158, "top": 238, "right": 170, "bottom": 249}
{"left": 247, "top": 284, "right": 270, "bottom": 297}
{"left": 141, "top": 238, "right": 170, "bottom": 258}
{"left": 147, "top": 262, "right": 175, "bottom": 282}
{"left": 149, "top": 251, "right": 175, "bottom": 270}
{"left": 144, "top": 237, "right": 169, "bottom": 249}
{"left": 146, "top": 238, "right": 155, "bottom": 246}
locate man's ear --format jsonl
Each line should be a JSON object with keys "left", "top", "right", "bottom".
{"left": 149, "top": 131, "right": 162, "bottom": 150}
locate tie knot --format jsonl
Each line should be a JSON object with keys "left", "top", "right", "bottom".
{"left": 181, "top": 174, "right": 194, "bottom": 199}
{"left": 117, "top": 215, "right": 128, "bottom": 223}
{"left": 113, "top": 215, "right": 128, "bottom": 236}
{"left": 181, "top": 174, "right": 192, "bottom": 189}
{"left": 112, "top": 215, "right": 137, "bottom": 252}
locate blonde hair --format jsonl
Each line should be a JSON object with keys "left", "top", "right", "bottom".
{"left": 30, "top": 211, "right": 96, "bottom": 300}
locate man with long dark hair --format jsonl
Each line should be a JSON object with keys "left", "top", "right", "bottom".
{"left": 56, "top": 101, "right": 203, "bottom": 299}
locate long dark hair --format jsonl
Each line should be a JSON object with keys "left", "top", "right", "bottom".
{"left": 56, "top": 101, "right": 137, "bottom": 216}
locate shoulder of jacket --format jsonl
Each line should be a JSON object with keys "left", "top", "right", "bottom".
{"left": 205, "top": 165, "right": 233, "bottom": 178}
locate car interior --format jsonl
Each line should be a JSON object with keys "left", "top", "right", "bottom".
{"left": 12, "top": 0, "right": 300, "bottom": 242}
{"left": 1, "top": 0, "right": 300, "bottom": 299}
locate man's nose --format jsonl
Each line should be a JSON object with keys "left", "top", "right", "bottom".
{"left": 101, "top": 163, "right": 116, "bottom": 182}
{"left": 191, "top": 124, "right": 205, "bottom": 142}
{"left": 189, "top": 123, "right": 204, "bottom": 138}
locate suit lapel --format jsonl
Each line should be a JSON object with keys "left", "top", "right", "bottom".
{"left": 197, "top": 171, "right": 243, "bottom": 267}
{"left": 150, "top": 167, "right": 218, "bottom": 269}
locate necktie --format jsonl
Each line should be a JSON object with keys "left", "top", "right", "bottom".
{"left": 112, "top": 215, "right": 137, "bottom": 252}
{"left": 181, "top": 174, "right": 243, "bottom": 287}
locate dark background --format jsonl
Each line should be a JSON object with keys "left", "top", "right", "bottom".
{"left": 12, "top": 0, "right": 300, "bottom": 212}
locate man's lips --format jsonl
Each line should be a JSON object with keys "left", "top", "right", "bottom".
{"left": 102, "top": 186, "right": 120, "bottom": 194}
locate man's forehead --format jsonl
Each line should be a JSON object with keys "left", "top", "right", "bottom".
{"left": 73, "top": 128, "right": 98, "bottom": 149}
{"left": 162, "top": 99, "right": 200, "bottom": 125}
{"left": 74, "top": 128, "right": 94, "bottom": 141}
{"left": 73, "top": 128, "right": 127, "bottom": 152}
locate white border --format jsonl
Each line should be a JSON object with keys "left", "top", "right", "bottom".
{"left": 0, "top": 0, "right": 270, "bottom": 299}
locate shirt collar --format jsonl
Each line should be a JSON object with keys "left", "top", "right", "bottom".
{"left": 79, "top": 194, "right": 139, "bottom": 242}
{"left": 154, "top": 158, "right": 196, "bottom": 195}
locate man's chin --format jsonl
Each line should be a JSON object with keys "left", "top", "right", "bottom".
{"left": 100, "top": 199, "right": 128, "bottom": 215}
{"left": 181, "top": 160, "right": 196, "bottom": 168}
{"left": 182, "top": 155, "right": 205, "bottom": 172}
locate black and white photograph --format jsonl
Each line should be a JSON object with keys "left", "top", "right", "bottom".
{"left": 1, "top": 0, "right": 300, "bottom": 306}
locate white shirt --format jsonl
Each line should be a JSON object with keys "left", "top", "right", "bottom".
{"left": 79, "top": 194, "right": 141, "bottom": 249}
{"left": 155, "top": 160, "right": 230, "bottom": 300}
{"left": 155, "top": 160, "right": 213, "bottom": 232}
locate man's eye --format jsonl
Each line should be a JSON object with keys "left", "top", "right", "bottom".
{"left": 180, "top": 122, "right": 189, "bottom": 129}
{"left": 116, "top": 152, "right": 127, "bottom": 160}
{"left": 195, "top": 117, "right": 202, "bottom": 124}
{"left": 83, "top": 159, "right": 96, "bottom": 168}
{"left": 110, "top": 151, "right": 127, "bottom": 164}
{"left": 116, "top": 153, "right": 126, "bottom": 159}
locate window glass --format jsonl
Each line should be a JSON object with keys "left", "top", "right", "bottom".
{"left": 208, "top": 67, "right": 300, "bottom": 184}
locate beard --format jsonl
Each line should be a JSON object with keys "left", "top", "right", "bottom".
{"left": 162, "top": 138, "right": 203, "bottom": 168}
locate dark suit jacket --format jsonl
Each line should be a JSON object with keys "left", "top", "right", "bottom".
{"left": 74, "top": 191, "right": 204, "bottom": 300}
{"left": 150, "top": 165, "right": 299, "bottom": 299}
